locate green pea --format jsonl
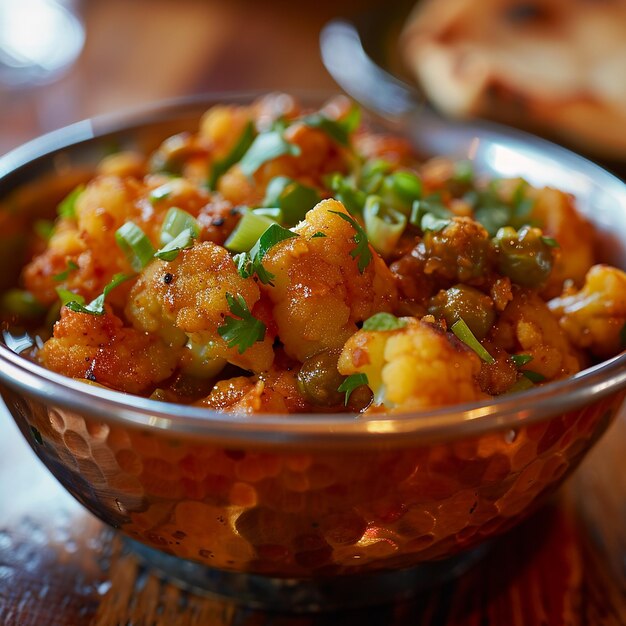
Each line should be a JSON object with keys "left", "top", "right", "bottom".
{"left": 428, "top": 285, "right": 495, "bottom": 340}
{"left": 297, "top": 349, "right": 346, "bottom": 406}
{"left": 494, "top": 225, "right": 554, "bottom": 287}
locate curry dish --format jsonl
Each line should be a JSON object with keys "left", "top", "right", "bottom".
{"left": 5, "top": 94, "right": 626, "bottom": 415}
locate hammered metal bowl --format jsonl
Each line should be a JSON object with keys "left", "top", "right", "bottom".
{"left": 1, "top": 94, "right": 626, "bottom": 610}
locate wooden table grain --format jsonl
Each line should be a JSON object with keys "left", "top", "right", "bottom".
{"left": 1, "top": 1, "right": 626, "bottom": 624}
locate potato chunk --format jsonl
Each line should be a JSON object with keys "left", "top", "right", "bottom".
{"left": 549, "top": 265, "right": 626, "bottom": 359}
{"left": 261, "top": 199, "right": 398, "bottom": 362}
{"left": 338, "top": 318, "right": 485, "bottom": 411}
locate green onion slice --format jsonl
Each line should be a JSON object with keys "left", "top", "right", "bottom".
{"left": 451, "top": 318, "right": 495, "bottom": 364}
{"left": 239, "top": 131, "right": 301, "bottom": 178}
{"left": 363, "top": 196, "right": 407, "bottom": 257}
{"left": 328, "top": 174, "right": 366, "bottom": 215}
{"left": 208, "top": 121, "right": 256, "bottom": 189}
{"left": 510, "top": 354, "right": 533, "bottom": 368}
{"left": 262, "top": 176, "right": 321, "bottom": 226}
{"left": 224, "top": 209, "right": 277, "bottom": 253}
{"left": 301, "top": 103, "right": 361, "bottom": 147}
{"left": 160, "top": 207, "right": 201, "bottom": 245}
{"left": 154, "top": 228, "right": 195, "bottom": 262}
{"left": 115, "top": 222, "right": 156, "bottom": 271}
{"left": 57, "top": 185, "right": 85, "bottom": 219}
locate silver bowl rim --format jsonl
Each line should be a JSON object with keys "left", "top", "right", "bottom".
{"left": 1, "top": 91, "right": 626, "bottom": 446}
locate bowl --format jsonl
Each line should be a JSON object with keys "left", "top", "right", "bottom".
{"left": 1, "top": 93, "right": 626, "bottom": 612}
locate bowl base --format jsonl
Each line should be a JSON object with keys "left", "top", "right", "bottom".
{"left": 123, "top": 537, "right": 489, "bottom": 613}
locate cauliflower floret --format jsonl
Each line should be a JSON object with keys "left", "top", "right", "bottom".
{"left": 126, "top": 241, "right": 274, "bottom": 373}
{"left": 548, "top": 265, "right": 626, "bottom": 359}
{"left": 40, "top": 307, "right": 178, "bottom": 394}
{"left": 490, "top": 288, "right": 582, "bottom": 381}
{"left": 260, "top": 199, "right": 398, "bottom": 362}
{"left": 338, "top": 317, "right": 485, "bottom": 411}
{"left": 530, "top": 187, "right": 595, "bottom": 297}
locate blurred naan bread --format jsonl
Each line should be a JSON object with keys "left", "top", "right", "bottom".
{"left": 401, "top": 0, "right": 626, "bottom": 157}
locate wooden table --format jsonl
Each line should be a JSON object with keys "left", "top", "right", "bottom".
{"left": 1, "top": 1, "right": 626, "bottom": 623}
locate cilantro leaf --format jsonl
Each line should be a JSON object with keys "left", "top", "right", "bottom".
{"left": 233, "top": 223, "right": 298, "bottom": 285}
{"left": 328, "top": 210, "right": 372, "bottom": 273}
{"left": 363, "top": 312, "right": 407, "bottom": 332}
{"left": 338, "top": 373, "right": 369, "bottom": 405}
{"left": 301, "top": 104, "right": 361, "bottom": 147}
{"left": 218, "top": 292, "right": 266, "bottom": 354}
{"left": 58, "top": 273, "right": 133, "bottom": 316}
{"left": 239, "top": 131, "right": 301, "bottom": 178}
{"left": 208, "top": 121, "right": 256, "bottom": 189}
{"left": 53, "top": 260, "right": 79, "bottom": 282}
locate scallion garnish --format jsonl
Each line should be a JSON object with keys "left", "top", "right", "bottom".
{"left": 328, "top": 174, "right": 366, "bottom": 215}
{"left": 149, "top": 183, "right": 174, "bottom": 204}
{"left": 363, "top": 196, "right": 407, "bottom": 256}
{"left": 451, "top": 318, "right": 495, "bottom": 364}
{"left": 541, "top": 236, "right": 559, "bottom": 248}
{"left": 217, "top": 292, "right": 266, "bottom": 354}
{"left": 409, "top": 198, "right": 452, "bottom": 229}
{"left": 420, "top": 213, "right": 451, "bottom": 233}
{"left": 505, "top": 375, "right": 535, "bottom": 394}
{"left": 262, "top": 176, "right": 321, "bottom": 226}
{"left": 57, "top": 185, "right": 85, "bottom": 219}
{"left": 328, "top": 210, "right": 372, "bottom": 273}
{"left": 387, "top": 171, "right": 422, "bottom": 205}
{"left": 311, "top": 231, "right": 327, "bottom": 239}
{"left": 338, "top": 373, "right": 369, "bottom": 405}
{"left": 522, "top": 370, "right": 547, "bottom": 383}
{"left": 239, "top": 131, "right": 301, "bottom": 178}
{"left": 115, "top": 222, "right": 156, "bottom": 271}
{"left": 224, "top": 209, "right": 277, "bottom": 253}
{"left": 160, "top": 207, "right": 200, "bottom": 245}
{"left": 510, "top": 354, "right": 533, "bottom": 368}
{"left": 154, "top": 228, "right": 195, "bottom": 262}
{"left": 253, "top": 207, "right": 283, "bottom": 221}
{"left": 362, "top": 312, "right": 407, "bottom": 332}
{"left": 208, "top": 121, "right": 256, "bottom": 189}
{"left": 301, "top": 103, "right": 360, "bottom": 147}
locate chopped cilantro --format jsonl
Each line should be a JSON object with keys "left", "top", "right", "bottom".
{"left": 328, "top": 210, "right": 372, "bottom": 273}
{"left": 58, "top": 273, "right": 133, "bottom": 316}
{"left": 239, "top": 130, "right": 301, "bottom": 178}
{"left": 338, "top": 373, "right": 369, "bottom": 405}
{"left": 234, "top": 223, "right": 298, "bottom": 285}
{"left": 53, "top": 260, "right": 79, "bottom": 282}
{"left": 217, "top": 292, "right": 266, "bottom": 354}
{"left": 362, "top": 312, "right": 407, "bottom": 332}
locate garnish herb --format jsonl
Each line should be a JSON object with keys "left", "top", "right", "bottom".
{"left": 53, "top": 260, "right": 79, "bottom": 282}
{"left": 234, "top": 223, "right": 298, "bottom": 285}
{"left": 301, "top": 103, "right": 361, "bottom": 147}
{"left": 115, "top": 222, "right": 156, "bottom": 271}
{"left": 239, "top": 131, "right": 301, "bottom": 178}
{"left": 328, "top": 174, "right": 366, "bottom": 215}
{"left": 541, "top": 236, "right": 559, "bottom": 248}
{"left": 58, "top": 273, "right": 133, "bottom": 316}
{"left": 363, "top": 196, "right": 407, "bottom": 256}
{"left": 506, "top": 375, "right": 535, "bottom": 394}
{"left": 160, "top": 207, "right": 201, "bottom": 245}
{"left": 362, "top": 312, "right": 407, "bottom": 332}
{"left": 225, "top": 209, "right": 277, "bottom": 253}
{"left": 208, "top": 121, "right": 256, "bottom": 189}
{"left": 328, "top": 210, "right": 372, "bottom": 273}
{"left": 149, "top": 183, "right": 173, "bottom": 204}
{"left": 262, "top": 176, "right": 321, "bottom": 226}
{"left": 57, "top": 185, "right": 85, "bottom": 219}
{"left": 154, "top": 228, "right": 195, "bottom": 262}
{"left": 217, "top": 292, "right": 266, "bottom": 354}
{"left": 387, "top": 171, "right": 422, "bottom": 205}
{"left": 510, "top": 354, "right": 533, "bottom": 368}
{"left": 451, "top": 318, "right": 495, "bottom": 364}
{"left": 522, "top": 370, "right": 547, "bottom": 383}
{"left": 311, "top": 231, "right": 327, "bottom": 238}
{"left": 34, "top": 219, "right": 55, "bottom": 241}
{"left": 420, "top": 212, "right": 451, "bottom": 233}
{"left": 409, "top": 197, "right": 452, "bottom": 229}
{"left": 338, "top": 373, "right": 369, "bottom": 405}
